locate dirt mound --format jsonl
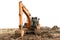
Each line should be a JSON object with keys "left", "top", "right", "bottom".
{"left": 0, "top": 26, "right": 60, "bottom": 40}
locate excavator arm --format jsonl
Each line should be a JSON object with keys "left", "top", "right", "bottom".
{"left": 19, "top": 1, "right": 23, "bottom": 29}
{"left": 19, "top": 1, "right": 31, "bottom": 29}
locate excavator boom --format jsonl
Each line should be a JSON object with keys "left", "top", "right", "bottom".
{"left": 19, "top": 1, "right": 31, "bottom": 29}
{"left": 23, "top": 5, "right": 31, "bottom": 28}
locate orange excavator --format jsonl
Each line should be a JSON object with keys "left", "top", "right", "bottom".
{"left": 19, "top": 1, "right": 40, "bottom": 37}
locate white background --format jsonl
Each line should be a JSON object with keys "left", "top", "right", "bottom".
{"left": 0, "top": 0, "right": 60, "bottom": 28}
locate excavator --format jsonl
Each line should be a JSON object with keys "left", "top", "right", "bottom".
{"left": 19, "top": 1, "right": 40, "bottom": 37}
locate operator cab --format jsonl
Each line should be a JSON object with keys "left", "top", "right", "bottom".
{"left": 31, "top": 17, "right": 39, "bottom": 30}
{"left": 23, "top": 17, "right": 39, "bottom": 29}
